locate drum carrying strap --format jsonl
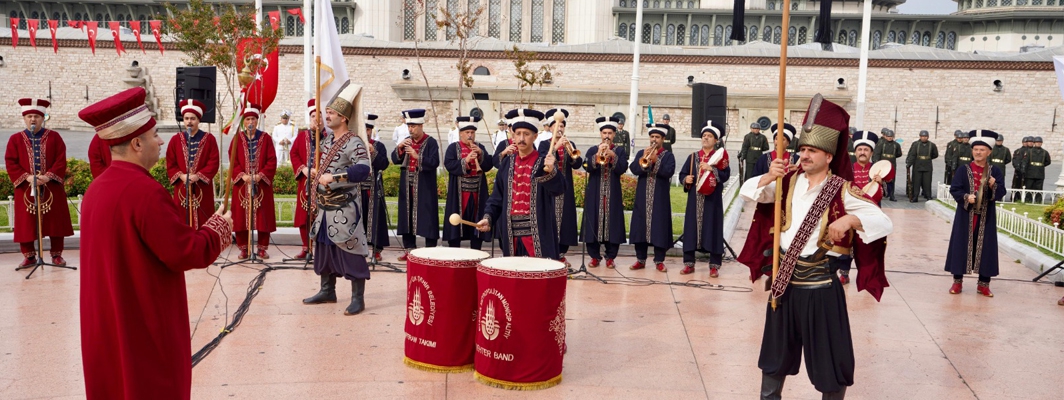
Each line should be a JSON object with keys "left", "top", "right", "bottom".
{"left": 770, "top": 175, "right": 845, "bottom": 300}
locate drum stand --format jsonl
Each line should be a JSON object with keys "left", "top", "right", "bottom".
{"left": 568, "top": 205, "right": 607, "bottom": 284}
{"left": 372, "top": 187, "right": 404, "bottom": 273}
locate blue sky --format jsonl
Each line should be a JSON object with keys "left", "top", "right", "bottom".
{"left": 896, "top": 0, "right": 958, "bottom": 14}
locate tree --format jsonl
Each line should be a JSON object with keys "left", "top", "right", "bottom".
{"left": 397, "top": 0, "right": 445, "bottom": 144}
{"left": 437, "top": 2, "right": 483, "bottom": 120}
{"left": 504, "top": 45, "right": 556, "bottom": 108}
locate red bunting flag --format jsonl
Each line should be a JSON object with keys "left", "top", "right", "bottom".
{"left": 108, "top": 21, "right": 125, "bottom": 55}
{"left": 286, "top": 8, "right": 305, "bottom": 24}
{"left": 86, "top": 21, "right": 98, "bottom": 55}
{"left": 9, "top": 18, "right": 18, "bottom": 48}
{"left": 27, "top": 19, "right": 38, "bottom": 50}
{"left": 149, "top": 20, "right": 163, "bottom": 54}
{"left": 267, "top": 11, "right": 280, "bottom": 31}
{"left": 48, "top": 19, "right": 58, "bottom": 53}
{"left": 129, "top": 21, "right": 145, "bottom": 53}
{"left": 67, "top": 20, "right": 82, "bottom": 29}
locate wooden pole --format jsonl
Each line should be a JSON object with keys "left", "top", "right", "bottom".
{"left": 771, "top": 0, "right": 794, "bottom": 311}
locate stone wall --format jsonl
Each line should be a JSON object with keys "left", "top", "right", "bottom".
{"left": 2, "top": 42, "right": 1062, "bottom": 157}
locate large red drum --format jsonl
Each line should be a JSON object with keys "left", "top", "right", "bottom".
{"left": 474, "top": 257, "right": 567, "bottom": 390}
{"left": 404, "top": 247, "right": 490, "bottom": 372}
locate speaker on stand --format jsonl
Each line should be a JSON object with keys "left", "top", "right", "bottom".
{"left": 175, "top": 66, "right": 217, "bottom": 123}
{"left": 690, "top": 83, "right": 728, "bottom": 138}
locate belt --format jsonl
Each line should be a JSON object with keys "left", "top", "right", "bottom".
{"left": 460, "top": 176, "right": 480, "bottom": 192}
{"left": 511, "top": 214, "right": 533, "bottom": 237}
{"left": 882, "top": 154, "right": 895, "bottom": 158}
{"left": 750, "top": 147, "right": 762, "bottom": 151}
{"left": 919, "top": 156, "right": 930, "bottom": 160}
{"left": 991, "top": 158, "right": 1004, "bottom": 163}
{"left": 1030, "top": 162, "right": 1044, "bottom": 166}
{"left": 958, "top": 157, "right": 972, "bottom": 162}
{"left": 791, "top": 255, "right": 836, "bottom": 289}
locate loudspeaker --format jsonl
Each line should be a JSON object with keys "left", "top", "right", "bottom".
{"left": 175, "top": 66, "right": 217, "bottom": 123}
{"left": 690, "top": 83, "right": 727, "bottom": 138}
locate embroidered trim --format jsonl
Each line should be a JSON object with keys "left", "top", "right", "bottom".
{"left": 407, "top": 253, "right": 486, "bottom": 268}
{"left": 476, "top": 264, "right": 567, "bottom": 279}
{"left": 771, "top": 174, "right": 845, "bottom": 299}
{"left": 204, "top": 213, "right": 233, "bottom": 249}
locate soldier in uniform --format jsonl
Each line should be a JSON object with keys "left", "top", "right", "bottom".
{"left": 956, "top": 134, "right": 973, "bottom": 177}
{"left": 944, "top": 130, "right": 965, "bottom": 184}
{"left": 989, "top": 134, "right": 1011, "bottom": 183}
{"left": 1024, "top": 136, "right": 1051, "bottom": 203}
{"left": 661, "top": 114, "right": 677, "bottom": 152}
{"left": 872, "top": 128, "right": 903, "bottom": 201}
{"left": 739, "top": 122, "right": 768, "bottom": 182}
{"left": 629, "top": 124, "right": 676, "bottom": 272}
{"left": 1011, "top": 136, "right": 1031, "bottom": 202}
{"left": 613, "top": 113, "right": 632, "bottom": 162}
{"left": 906, "top": 130, "right": 939, "bottom": 202}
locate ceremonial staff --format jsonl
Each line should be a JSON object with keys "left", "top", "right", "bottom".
{"left": 770, "top": 0, "right": 795, "bottom": 311}
{"left": 222, "top": 65, "right": 257, "bottom": 215}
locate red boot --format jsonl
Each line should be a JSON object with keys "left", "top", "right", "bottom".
{"left": 257, "top": 248, "right": 270, "bottom": 259}
{"left": 655, "top": 263, "right": 667, "bottom": 272}
{"left": 977, "top": 281, "right": 994, "bottom": 298}
{"left": 560, "top": 256, "right": 571, "bottom": 269}
{"left": 294, "top": 248, "right": 309, "bottom": 260}
{"left": 629, "top": 260, "right": 644, "bottom": 270}
{"left": 949, "top": 280, "right": 962, "bottom": 294}
{"left": 680, "top": 265, "right": 695, "bottom": 275}
{"left": 373, "top": 251, "right": 383, "bottom": 263}
{"left": 588, "top": 258, "right": 601, "bottom": 268}
{"left": 398, "top": 252, "right": 409, "bottom": 262}
{"left": 238, "top": 248, "right": 250, "bottom": 260}
{"left": 709, "top": 266, "right": 720, "bottom": 278}
{"left": 52, "top": 256, "right": 67, "bottom": 267}
{"left": 839, "top": 273, "right": 850, "bottom": 285}
{"left": 605, "top": 259, "right": 616, "bottom": 269}
{"left": 17, "top": 257, "right": 36, "bottom": 268}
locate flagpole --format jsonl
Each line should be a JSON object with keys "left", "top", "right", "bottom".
{"left": 304, "top": 0, "right": 313, "bottom": 107}
{"left": 770, "top": 0, "right": 794, "bottom": 311}
{"left": 855, "top": 0, "right": 873, "bottom": 128}
{"left": 627, "top": 0, "right": 645, "bottom": 162}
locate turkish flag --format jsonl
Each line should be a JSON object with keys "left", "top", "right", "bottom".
{"left": 9, "top": 18, "right": 17, "bottom": 48}
{"left": 267, "top": 11, "right": 280, "bottom": 31}
{"left": 237, "top": 38, "right": 279, "bottom": 113}
{"left": 129, "top": 21, "right": 145, "bottom": 53}
{"left": 108, "top": 21, "right": 125, "bottom": 55}
{"left": 48, "top": 19, "right": 58, "bottom": 53}
{"left": 27, "top": 19, "right": 38, "bottom": 50}
{"left": 286, "top": 8, "right": 305, "bottom": 24}
{"left": 67, "top": 20, "right": 82, "bottom": 29}
{"left": 149, "top": 20, "right": 163, "bottom": 54}
{"left": 86, "top": 21, "right": 98, "bottom": 55}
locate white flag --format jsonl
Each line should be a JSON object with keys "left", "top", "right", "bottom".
{"left": 1055, "top": 55, "right": 1064, "bottom": 103}
{"left": 315, "top": 0, "right": 349, "bottom": 106}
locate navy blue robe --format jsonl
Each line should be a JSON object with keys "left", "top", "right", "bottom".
{"left": 483, "top": 152, "right": 565, "bottom": 259}
{"left": 944, "top": 163, "right": 1006, "bottom": 277}
{"left": 493, "top": 140, "right": 512, "bottom": 168}
{"left": 679, "top": 152, "right": 731, "bottom": 254}
{"left": 629, "top": 149, "right": 676, "bottom": 249}
{"left": 753, "top": 151, "right": 798, "bottom": 177}
{"left": 443, "top": 141, "right": 494, "bottom": 243}
{"left": 391, "top": 136, "right": 440, "bottom": 240}
{"left": 538, "top": 140, "right": 582, "bottom": 249}
{"left": 360, "top": 140, "right": 391, "bottom": 249}
{"left": 581, "top": 145, "right": 629, "bottom": 244}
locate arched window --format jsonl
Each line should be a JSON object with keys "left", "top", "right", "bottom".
{"left": 1017, "top": 0, "right": 1028, "bottom": 4}
{"left": 922, "top": 32, "right": 931, "bottom": 46}
{"left": 52, "top": 12, "right": 60, "bottom": 22}
{"left": 629, "top": 24, "right": 635, "bottom": 41}
{"left": 287, "top": 15, "right": 297, "bottom": 36}
{"left": 96, "top": 13, "right": 104, "bottom": 23}
{"left": 676, "top": 24, "right": 685, "bottom": 45}
{"left": 798, "top": 26, "right": 808, "bottom": 44}
{"left": 767, "top": 1, "right": 776, "bottom": 10}
{"left": 773, "top": 26, "right": 782, "bottom": 44}
{"left": 1002, "top": 0, "right": 1013, "bottom": 5}
{"left": 619, "top": 23, "right": 628, "bottom": 39}
{"left": 911, "top": 31, "right": 921, "bottom": 45}
{"left": 620, "top": 0, "right": 627, "bottom": 6}
{"left": 793, "top": 0, "right": 800, "bottom": 10}
{"left": 872, "top": 30, "right": 882, "bottom": 49}
{"left": 725, "top": 25, "right": 733, "bottom": 45}
{"left": 690, "top": 24, "right": 700, "bottom": 45}
{"left": 297, "top": 16, "right": 305, "bottom": 36}
{"left": 849, "top": 30, "right": 858, "bottom": 47}
{"left": 31, "top": 11, "right": 39, "bottom": 20}
{"left": 643, "top": 0, "right": 649, "bottom": 7}
{"left": 642, "top": 23, "right": 652, "bottom": 43}
{"left": 488, "top": 0, "right": 502, "bottom": 38}
{"left": 749, "top": 25, "right": 758, "bottom": 42}
{"left": 713, "top": 25, "right": 723, "bottom": 46}
{"left": 887, "top": 30, "right": 896, "bottom": 43}
{"left": 897, "top": 30, "right": 906, "bottom": 44}
{"left": 665, "top": 1, "right": 672, "bottom": 7}
{"left": 837, "top": 29, "right": 848, "bottom": 44}
{"left": 763, "top": 26, "right": 772, "bottom": 42}
{"left": 788, "top": 26, "right": 797, "bottom": 45}
{"left": 138, "top": 14, "right": 147, "bottom": 33}
{"left": 473, "top": 66, "right": 491, "bottom": 75}
{"left": 666, "top": 24, "right": 675, "bottom": 45}
{"left": 530, "top": 0, "right": 544, "bottom": 43}
{"left": 652, "top": 23, "right": 661, "bottom": 44}
{"left": 700, "top": 25, "right": 709, "bottom": 46}
{"left": 341, "top": 17, "right": 350, "bottom": 34}
{"left": 75, "top": 12, "right": 83, "bottom": 21}
{"left": 947, "top": 31, "right": 957, "bottom": 50}
{"left": 552, "top": 0, "right": 565, "bottom": 43}
{"left": 425, "top": 0, "right": 438, "bottom": 40}
{"left": 688, "top": 1, "right": 695, "bottom": 7}
{"left": 987, "top": 0, "right": 997, "bottom": 5}
{"left": 653, "top": 0, "right": 660, "bottom": 7}
{"left": 975, "top": 0, "right": 983, "bottom": 7}
{"left": 935, "top": 32, "right": 945, "bottom": 48}
{"left": 404, "top": 0, "right": 417, "bottom": 40}
{"left": 509, "top": 0, "right": 522, "bottom": 42}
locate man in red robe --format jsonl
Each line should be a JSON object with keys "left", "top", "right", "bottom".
{"left": 166, "top": 99, "right": 220, "bottom": 228}
{"left": 230, "top": 103, "right": 278, "bottom": 260}
{"left": 5, "top": 98, "right": 74, "bottom": 267}
{"left": 87, "top": 134, "right": 111, "bottom": 178}
{"left": 290, "top": 99, "right": 320, "bottom": 259}
{"left": 77, "top": 87, "right": 233, "bottom": 400}
{"left": 833, "top": 130, "right": 896, "bottom": 284}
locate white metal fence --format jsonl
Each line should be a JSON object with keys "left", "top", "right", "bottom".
{"left": 936, "top": 183, "right": 1064, "bottom": 257}
{"left": 935, "top": 183, "right": 1061, "bottom": 205}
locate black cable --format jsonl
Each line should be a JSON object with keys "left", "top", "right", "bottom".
{"left": 885, "top": 268, "right": 1063, "bottom": 285}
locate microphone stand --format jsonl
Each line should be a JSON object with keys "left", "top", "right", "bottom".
{"left": 221, "top": 128, "right": 265, "bottom": 269}
{"left": 368, "top": 143, "right": 402, "bottom": 273}
{"left": 185, "top": 128, "right": 194, "bottom": 227}
{"left": 568, "top": 148, "right": 605, "bottom": 284}
{"left": 18, "top": 125, "right": 75, "bottom": 278}
{"left": 283, "top": 132, "right": 316, "bottom": 267}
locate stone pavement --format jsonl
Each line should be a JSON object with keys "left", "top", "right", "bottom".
{"left": 2, "top": 204, "right": 1063, "bottom": 399}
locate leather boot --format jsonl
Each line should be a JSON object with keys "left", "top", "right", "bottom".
{"left": 345, "top": 279, "right": 366, "bottom": 315}
{"left": 760, "top": 373, "right": 785, "bottom": 400}
{"left": 303, "top": 275, "right": 337, "bottom": 304}
{"left": 822, "top": 387, "right": 847, "bottom": 400}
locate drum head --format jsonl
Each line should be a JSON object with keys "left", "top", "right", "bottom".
{"left": 697, "top": 170, "right": 711, "bottom": 186}
{"left": 410, "top": 247, "right": 490, "bottom": 261}
{"left": 862, "top": 181, "right": 880, "bottom": 196}
{"left": 869, "top": 160, "right": 892, "bottom": 180}
{"left": 481, "top": 257, "right": 565, "bottom": 272}
{"left": 706, "top": 149, "right": 724, "bottom": 166}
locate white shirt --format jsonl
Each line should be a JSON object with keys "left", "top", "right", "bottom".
{"left": 271, "top": 123, "right": 297, "bottom": 148}
{"left": 739, "top": 173, "right": 893, "bottom": 257}
{"left": 534, "top": 131, "right": 552, "bottom": 149}
{"left": 492, "top": 130, "right": 509, "bottom": 147}
{"left": 448, "top": 128, "right": 460, "bottom": 145}
{"left": 392, "top": 124, "right": 410, "bottom": 145}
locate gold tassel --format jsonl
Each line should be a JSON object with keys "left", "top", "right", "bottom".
{"left": 473, "top": 371, "right": 562, "bottom": 390}
{"left": 402, "top": 357, "right": 473, "bottom": 373}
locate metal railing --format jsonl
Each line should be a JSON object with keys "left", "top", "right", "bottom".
{"left": 935, "top": 183, "right": 1061, "bottom": 205}
{"left": 936, "top": 184, "right": 1064, "bottom": 257}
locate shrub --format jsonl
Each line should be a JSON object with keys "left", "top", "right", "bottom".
{"left": 1044, "top": 198, "right": 1064, "bottom": 227}
{"left": 381, "top": 165, "right": 401, "bottom": 197}
{"left": 620, "top": 174, "right": 638, "bottom": 210}
{"left": 572, "top": 170, "right": 588, "bottom": 208}
{"left": 0, "top": 170, "right": 12, "bottom": 199}
{"left": 64, "top": 158, "right": 93, "bottom": 196}
{"left": 149, "top": 158, "right": 173, "bottom": 193}
{"left": 273, "top": 166, "right": 297, "bottom": 195}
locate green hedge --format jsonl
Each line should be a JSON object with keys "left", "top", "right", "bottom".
{"left": 0, "top": 170, "right": 13, "bottom": 199}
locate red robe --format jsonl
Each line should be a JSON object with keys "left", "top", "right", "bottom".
{"left": 88, "top": 134, "right": 112, "bottom": 179}
{"left": 290, "top": 129, "right": 315, "bottom": 228}
{"left": 4, "top": 129, "right": 74, "bottom": 242}
{"left": 165, "top": 131, "right": 220, "bottom": 228}
{"left": 229, "top": 130, "right": 277, "bottom": 232}
{"left": 852, "top": 160, "right": 896, "bottom": 204}
{"left": 79, "top": 160, "right": 232, "bottom": 400}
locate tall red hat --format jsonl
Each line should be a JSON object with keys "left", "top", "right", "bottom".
{"left": 78, "top": 88, "right": 157, "bottom": 146}
{"left": 18, "top": 98, "right": 50, "bottom": 117}
{"left": 243, "top": 103, "right": 262, "bottom": 119}
{"left": 179, "top": 99, "right": 206, "bottom": 119}
{"left": 306, "top": 99, "right": 316, "bottom": 114}
{"left": 797, "top": 94, "right": 852, "bottom": 181}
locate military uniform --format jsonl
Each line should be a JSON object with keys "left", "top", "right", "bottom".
{"left": 846, "top": 128, "right": 857, "bottom": 163}
{"left": 989, "top": 135, "right": 1011, "bottom": 182}
{"left": 739, "top": 125, "right": 769, "bottom": 181}
{"left": 1024, "top": 137, "right": 1051, "bottom": 202}
{"left": 614, "top": 128, "right": 631, "bottom": 163}
{"left": 906, "top": 134, "right": 939, "bottom": 201}
{"left": 872, "top": 128, "right": 903, "bottom": 201}
{"left": 662, "top": 114, "right": 677, "bottom": 152}
{"left": 944, "top": 131, "right": 967, "bottom": 183}
{"left": 1011, "top": 137, "right": 1031, "bottom": 202}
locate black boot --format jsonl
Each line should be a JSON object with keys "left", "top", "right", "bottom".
{"left": 821, "top": 387, "right": 847, "bottom": 400}
{"left": 760, "top": 373, "right": 785, "bottom": 400}
{"left": 302, "top": 275, "right": 337, "bottom": 304}
{"left": 345, "top": 279, "right": 366, "bottom": 315}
